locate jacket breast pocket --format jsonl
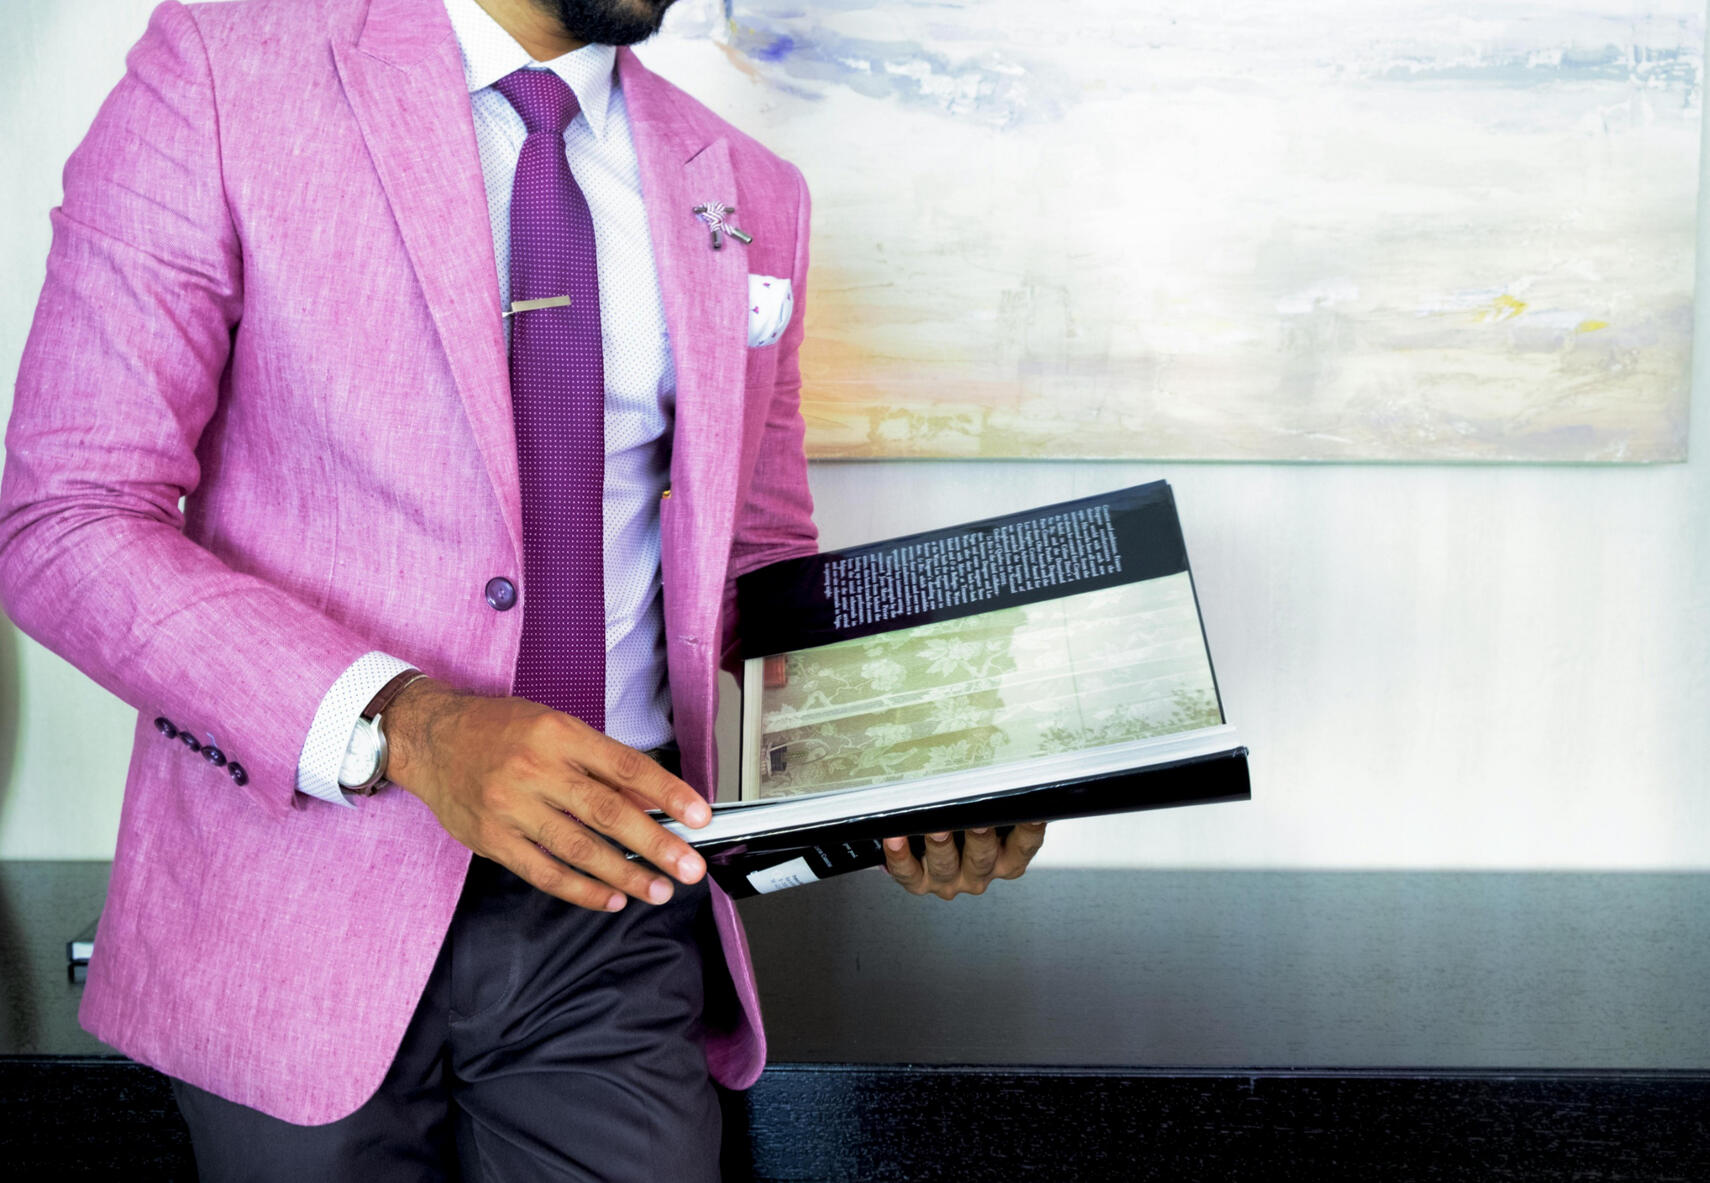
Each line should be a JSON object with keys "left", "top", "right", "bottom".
{"left": 746, "top": 275, "right": 793, "bottom": 348}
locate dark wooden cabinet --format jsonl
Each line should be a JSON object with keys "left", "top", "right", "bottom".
{"left": 4, "top": 862, "right": 1707, "bottom": 1181}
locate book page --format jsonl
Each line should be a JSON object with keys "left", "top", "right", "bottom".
{"left": 745, "top": 571, "right": 1220, "bottom": 801}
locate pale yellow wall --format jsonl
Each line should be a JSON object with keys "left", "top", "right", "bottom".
{"left": 3, "top": 0, "right": 1706, "bottom": 866}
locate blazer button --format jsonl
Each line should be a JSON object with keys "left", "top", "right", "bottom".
{"left": 179, "top": 733, "right": 202, "bottom": 754}
{"left": 485, "top": 576, "right": 517, "bottom": 611}
{"left": 227, "top": 762, "right": 248, "bottom": 787}
{"left": 203, "top": 746, "right": 227, "bottom": 768}
{"left": 153, "top": 716, "right": 178, "bottom": 739}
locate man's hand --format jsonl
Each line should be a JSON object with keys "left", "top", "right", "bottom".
{"left": 880, "top": 824, "right": 1047, "bottom": 900}
{"left": 384, "top": 678, "right": 709, "bottom": 912}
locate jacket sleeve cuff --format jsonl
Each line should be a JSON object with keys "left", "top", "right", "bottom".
{"left": 295, "top": 651, "right": 416, "bottom": 807}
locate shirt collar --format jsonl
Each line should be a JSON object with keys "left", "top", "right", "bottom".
{"left": 442, "top": 0, "right": 617, "bottom": 141}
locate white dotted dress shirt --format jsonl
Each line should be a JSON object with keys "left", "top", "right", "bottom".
{"left": 295, "top": 0, "right": 676, "bottom": 805}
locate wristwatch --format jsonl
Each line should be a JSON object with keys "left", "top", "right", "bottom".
{"left": 337, "top": 668, "right": 426, "bottom": 796}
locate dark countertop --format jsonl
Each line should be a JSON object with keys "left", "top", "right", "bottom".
{"left": 5, "top": 860, "right": 1708, "bottom": 1069}
{"left": 1, "top": 860, "right": 109, "bottom": 1057}
{"left": 738, "top": 866, "right": 1710, "bottom": 1069}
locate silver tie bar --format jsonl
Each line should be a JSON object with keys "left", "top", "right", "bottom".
{"left": 504, "top": 294, "right": 572, "bottom": 317}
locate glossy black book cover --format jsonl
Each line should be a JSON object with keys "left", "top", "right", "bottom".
{"left": 738, "top": 480, "right": 1193, "bottom": 659}
{"left": 707, "top": 749, "right": 1250, "bottom": 898}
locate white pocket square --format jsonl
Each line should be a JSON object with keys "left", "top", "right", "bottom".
{"left": 748, "top": 275, "right": 794, "bottom": 348}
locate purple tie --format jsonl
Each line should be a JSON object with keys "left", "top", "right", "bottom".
{"left": 495, "top": 68, "right": 605, "bottom": 729}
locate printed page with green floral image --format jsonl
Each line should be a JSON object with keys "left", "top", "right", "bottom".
{"left": 744, "top": 572, "right": 1221, "bottom": 801}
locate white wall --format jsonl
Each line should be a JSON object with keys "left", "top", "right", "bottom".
{"left": 2, "top": 1, "right": 1706, "bottom": 867}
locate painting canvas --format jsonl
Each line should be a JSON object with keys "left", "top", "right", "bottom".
{"left": 647, "top": 0, "right": 1702, "bottom": 461}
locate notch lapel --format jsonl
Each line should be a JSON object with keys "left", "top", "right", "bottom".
{"left": 331, "top": 1, "right": 522, "bottom": 561}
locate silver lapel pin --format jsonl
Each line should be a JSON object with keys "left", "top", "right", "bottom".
{"left": 692, "top": 202, "right": 752, "bottom": 249}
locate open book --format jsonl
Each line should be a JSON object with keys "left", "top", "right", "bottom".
{"left": 664, "top": 481, "right": 1248, "bottom": 896}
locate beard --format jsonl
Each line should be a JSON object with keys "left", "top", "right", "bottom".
{"left": 542, "top": 0, "right": 678, "bottom": 46}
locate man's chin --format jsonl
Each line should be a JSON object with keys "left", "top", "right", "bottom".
{"left": 548, "top": 0, "right": 676, "bottom": 47}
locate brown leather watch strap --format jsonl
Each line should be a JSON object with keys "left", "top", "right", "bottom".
{"left": 362, "top": 668, "right": 425, "bottom": 723}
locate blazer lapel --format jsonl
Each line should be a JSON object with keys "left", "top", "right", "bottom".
{"left": 332, "top": 0, "right": 522, "bottom": 561}
{"left": 621, "top": 49, "right": 748, "bottom": 631}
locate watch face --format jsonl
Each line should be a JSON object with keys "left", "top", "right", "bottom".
{"left": 338, "top": 719, "right": 384, "bottom": 788}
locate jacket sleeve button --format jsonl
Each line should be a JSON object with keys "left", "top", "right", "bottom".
{"left": 154, "top": 717, "right": 179, "bottom": 739}
{"left": 179, "top": 733, "right": 202, "bottom": 754}
{"left": 202, "top": 746, "right": 227, "bottom": 768}
{"left": 227, "top": 762, "right": 248, "bottom": 786}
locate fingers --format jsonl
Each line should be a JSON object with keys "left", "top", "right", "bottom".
{"left": 567, "top": 723, "right": 710, "bottom": 829}
{"left": 547, "top": 720, "right": 707, "bottom": 886}
{"left": 552, "top": 777, "right": 707, "bottom": 887}
{"left": 883, "top": 825, "right": 1044, "bottom": 900}
{"left": 496, "top": 835, "right": 629, "bottom": 913}
{"left": 959, "top": 827, "right": 1001, "bottom": 890}
{"left": 922, "top": 832, "right": 961, "bottom": 898}
{"left": 882, "top": 836, "right": 927, "bottom": 894}
{"left": 528, "top": 804, "right": 683, "bottom": 904}
{"left": 993, "top": 822, "right": 1048, "bottom": 880}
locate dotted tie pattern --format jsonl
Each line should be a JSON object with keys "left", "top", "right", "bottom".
{"left": 495, "top": 68, "right": 606, "bottom": 729}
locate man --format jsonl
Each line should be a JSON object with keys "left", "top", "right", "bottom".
{"left": 0, "top": 0, "right": 1045, "bottom": 1176}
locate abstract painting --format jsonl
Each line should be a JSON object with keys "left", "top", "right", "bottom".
{"left": 649, "top": 1, "right": 1702, "bottom": 460}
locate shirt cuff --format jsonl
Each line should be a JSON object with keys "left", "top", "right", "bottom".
{"left": 295, "top": 651, "right": 416, "bottom": 807}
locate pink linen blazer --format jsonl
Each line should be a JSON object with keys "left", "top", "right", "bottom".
{"left": 0, "top": 0, "right": 816, "bottom": 1123}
